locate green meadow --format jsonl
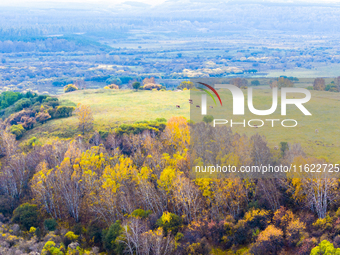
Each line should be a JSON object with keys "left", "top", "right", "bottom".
{"left": 24, "top": 89, "right": 190, "bottom": 139}
{"left": 24, "top": 88, "right": 340, "bottom": 162}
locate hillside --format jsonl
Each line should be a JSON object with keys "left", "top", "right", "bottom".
{"left": 23, "top": 88, "right": 340, "bottom": 162}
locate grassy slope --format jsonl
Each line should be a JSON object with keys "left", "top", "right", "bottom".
{"left": 24, "top": 89, "right": 190, "bottom": 139}
{"left": 24, "top": 88, "right": 340, "bottom": 162}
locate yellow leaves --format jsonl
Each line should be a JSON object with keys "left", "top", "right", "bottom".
{"left": 161, "top": 212, "right": 172, "bottom": 224}
{"left": 158, "top": 167, "right": 177, "bottom": 193}
{"left": 195, "top": 178, "right": 213, "bottom": 198}
{"left": 163, "top": 116, "right": 190, "bottom": 151}
{"left": 244, "top": 208, "right": 270, "bottom": 223}
{"left": 257, "top": 225, "right": 283, "bottom": 242}
{"left": 29, "top": 227, "right": 36, "bottom": 233}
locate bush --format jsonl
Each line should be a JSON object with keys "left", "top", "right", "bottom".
{"left": 12, "top": 203, "right": 39, "bottom": 231}
{"left": 156, "top": 118, "right": 167, "bottom": 122}
{"left": 307, "top": 86, "right": 314, "bottom": 90}
{"left": 143, "top": 83, "right": 162, "bottom": 90}
{"left": 106, "top": 84, "right": 119, "bottom": 89}
{"left": 311, "top": 240, "right": 340, "bottom": 255}
{"left": 313, "top": 215, "right": 333, "bottom": 232}
{"left": 115, "top": 121, "right": 166, "bottom": 136}
{"left": 99, "top": 130, "right": 109, "bottom": 139}
{"left": 14, "top": 98, "right": 32, "bottom": 111}
{"left": 203, "top": 115, "right": 214, "bottom": 123}
{"left": 156, "top": 211, "right": 182, "bottom": 235}
{"left": 185, "top": 239, "right": 211, "bottom": 255}
{"left": 41, "top": 241, "right": 65, "bottom": 255}
{"left": 131, "top": 209, "right": 152, "bottom": 219}
{"left": 244, "top": 208, "right": 271, "bottom": 230}
{"left": 287, "top": 219, "right": 306, "bottom": 246}
{"left": 44, "top": 218, "right": 58, "bottom": 231}
{"left": 64, "top": 84, "right": 78, "bottom": 93}
{"left": 64, "top": 231, "right": 79, "bottom": 242}
{"left": 36, "top": 112, "right": 51, "bottom": 124}
{"left": 177, "top": 81, "right": 195, "bottom": 90}
{"left": 250, "top": 225, "right": 284, "bottom": 255}
{"left": 10, "top": 124, "right": 25, "bottom": 139}
{"left": 54, "top": 106, "right": 75, "bottom": 118}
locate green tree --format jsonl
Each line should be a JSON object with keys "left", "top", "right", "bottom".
{"left": 132, "top": 81, "right": 141, "bottom": 91}
{"left": 251, "top": 80, "right": 260, "bottom": 86}
{"left": 44, "top": 218, "right": 58, "bottom": 231}
{"left": 156, "top": 212, "right": 182, "bottom": 235}
{"left": 12, "top": 203, "right": 39, "bottom": 231}
{"left": 10, "top": 124, "right": 25, "bottom": 139}
{"left": 103, "top": 220, "right": 124, "bottom": 254}
{"left": 311, "top": 240, "right": 340, "bottom": 255}
{"left": 203, "top": 115, "right": 214, "bottom": 124}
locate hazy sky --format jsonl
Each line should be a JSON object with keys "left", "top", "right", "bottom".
{"left": 1, "top": 0, "right": 340, "bottom": 7}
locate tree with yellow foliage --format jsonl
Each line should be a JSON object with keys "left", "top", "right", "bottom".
{"left": 74, "top": 103, "right": 94, "bottom": 135}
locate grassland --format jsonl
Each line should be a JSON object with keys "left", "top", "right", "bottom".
{"left": 191, "top": 88, "right": 340, "bottom": 162}
{"left": 24, "top": 88, "right": 340, "bottom": 162}
{"left": 24, "top": 89, "right": 190, "bottom": 140}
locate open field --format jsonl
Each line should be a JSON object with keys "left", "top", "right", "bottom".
{"left": 24, "top": 89, "right": 190, "bottom": 139}
{"left": 191, "top": 88, "right": 340, "bottom": 162}
{"left": 24, "top": 88, "right": 340, "bottom": 162}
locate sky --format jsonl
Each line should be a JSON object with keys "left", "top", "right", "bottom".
{"left": 1, "top": 0, "right": 340, "bottom": 7}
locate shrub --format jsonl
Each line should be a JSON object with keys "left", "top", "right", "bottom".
{"left": 313, "top": 215, "right": 333, "bottom": 232}
{"left": 64, "top": 84, "right": 78, "bottom": 93}
{"left": 203, "top": 115, "right": 214, "bottom": 123}
{"left": 64, "top": 231, "right": 79, "bottom": 241}
{"left": 106, "top": 84, "right": 119, "bottom": 89}
{"left": 143, "top": 83, "right": 162, "bottom": 90}
{"left": 131, "top": 209, "right": 152, "bottom": 219}
{"left": 14, "top": 98, "right": 32, "bottom": 111}
{"left": 54, "top": 106, "right": 75, "bottom": 118}
{"left": 185, "top": 238, "right": 210, "bottom": 255}
{"left": 177, "top": 81, "right": 195, "bottom": 90}
{"left": 307, "top": 86, "right": 314, "bottom": 90}
{"left": 273, "top": 207, "right": 295, "bottom": 232}
{"left": 44, "top": 218, "right": 58, "bottom": 231}
{"left": 99, "top": 130, "right": 109, "bottom": 139}
{"left": 311, "top": 240, "right": 340, "bottom": 255}
{"left": 10, "top": 124, "right": 25, "bottom": 139}
{"left": 12, "top": 203, "right": 39, "bottom": 231}
{"left": 287, "top": 219, "right": 306, "bottom": 246}
{"left": 36, "top": 112, "right": 51, "bottom": 123}
{"left": 41, "top": 241, "right": 65, "bottom": 255}
{"left": 115, "top": 121, "right": 166, "bottom": 136}
{"left": 156, "top": 118, "right": 167, "bottom": 122}
{"left": 250, "top": 225, "right": 284, "bottom": 255}
{"left": 156, "top": 212, "right": 182, "bottom": 235}
{"left": 243, "top": 208, "right": 271, "bottom": 230}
